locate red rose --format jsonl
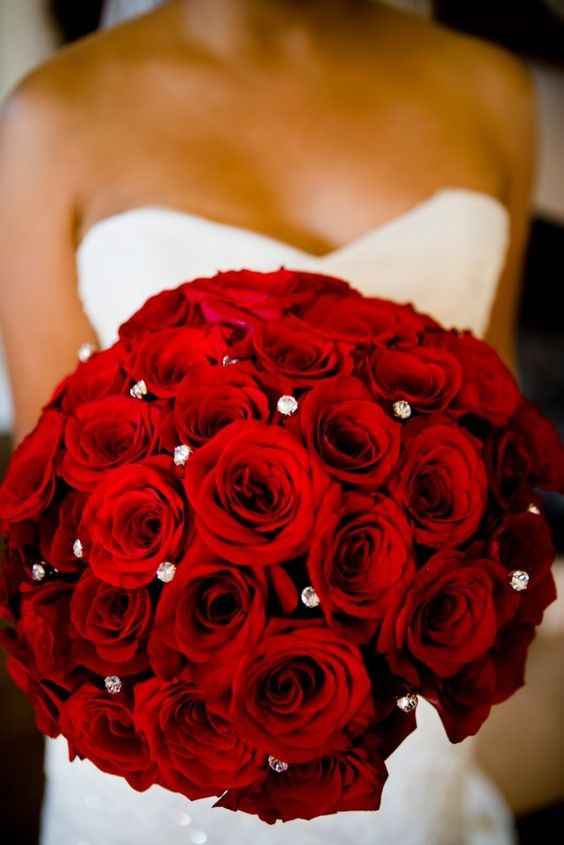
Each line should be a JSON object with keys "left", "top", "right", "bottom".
{"left": 489, "top": 511, "right": 555, "bottom": 583}
{"left": 302, "top": 295, "right": 432, "bottom": 345}
{"left": 378, "top": 551, "right": 519, "bottom": 683}
{"left": 428, "top": 331, "right": 520, "bottom": 426}
{"left": 135, "top": 674, "right": 262, "bottom": 799}
{"left": 308, "top": 491, "right": 415, "bottom": 643}
{"left": 55, "top": 344, "right": 127, "bottom": 414}
{"left": 149, "top": 545, "right": 267, "bottom": 687}
{"left": 128, "top": 327, "right": 225, "bottom": 398}
{"left": 39, "top": 491, "right": 87, "bottom": 573}
{"left": 71, "top": 570, "right": 153, "bottom": 674}
{"left": 81, "top": 457, "right": 189, "bottom": 587}
{"left": 185, "top": 421, "right": 331, "bottom": 566}
{"left": 61, "top": 683, "right": 155, "bottom": 790}
{"left": 228, "top": 620, "right": 373, "bottom": 764}
{"left": 253, "top": 316, "right": 352, "bottom": 387}
{"left": 119, "top": 287, "right": 205, "bottom": 342}
{"left": 190, "top": 268, "right": 353, "bottom": 320}
{"left": 364, "top": 345, "right": 462, "bottom": 413}
{"left": 1, "top": 629, "right": 70, "bottom": 738}
{"left": 0, "top": 410, "right": 63, "bottom": 524}
{"left": 61, "top": 396, "right": 159, "bottom": 491}
{"left": 217, "top": 734, "right": 388, "bottom": 823}
{"left": 294, "top": 376, "right": 400, "bottom": 488}
{"left": 161, "top": 362, "right": 270, "bottom": 451}
{"left": 391, "top": 416, "right": 487, "bottom": 547}
{"left": 424, "top": 656, "right": 496, "bottom": 743}
{"left": 18, "top": 580, "right": 73, "bottom": 677}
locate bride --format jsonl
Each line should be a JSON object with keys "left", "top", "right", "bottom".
{"left": 0, "top": 1, "right": 535, "bottom": 843}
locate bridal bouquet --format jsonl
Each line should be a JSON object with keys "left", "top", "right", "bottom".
{"left": 1, "top": 268, "right": 562, "bottom": 822}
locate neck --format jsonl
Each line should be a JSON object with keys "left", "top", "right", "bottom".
{"left": 168, "top": 0, "right": 375, "bottom": 63}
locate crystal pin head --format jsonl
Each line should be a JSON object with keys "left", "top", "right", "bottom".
{"left": 301, "top": 586, "right": 320, "bottom": 608}
{"left": 78, "top": 342, "right": 96, "bottom": 363}
{"left": 393, "top": 400, "right": 412, "bottom": 420}
{"left": 173, "top": 444, "right": 192, "bottom": 467}
{"left": 268, "top": 756, "right": 289, "bottom": 774}
{"left": 527, "top": 503, "right": 541, "bottom": 516}
{"left": 277, "top": 395, "right": 298, "bottom": 416}
{"left": 73, "top": 538, "right": 83, "bottom": 559}
{"left": 222, "top": 355, "right": 239, "bottom": 367}
{"left": 509, "top": 570, "right": 530, "bottom": 592}
{"left": 397, "top": 693, "right": 418, "bottom": 713}
{"left": 104, "top": 675, "right": 122, "bottom": 695}
{"left": 31, "top": 562, "right": 46, "bottom": 582}
{"left": 157, "top": 561, "right": 176, "bottom": 583}
{"left": 130, "top": 380, "right": 148, "bottom": 400}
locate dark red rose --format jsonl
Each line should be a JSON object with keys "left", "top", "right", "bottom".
{"left": 217, "top": 733, "right": 388, "bottom": 823}
{"left": 428, "top": 331, "right": 520, "bottom": 426}
{"left": 161, "top": 362, "right": 270, "bottom": 451}
{"left": 253, "top": 316, "right": 352, "bottom": 387}
{"left": 489, "top": 511, "right": 555, "bottom": 583}
{"left": 61, "top": 396, "right": 159, "bottom": 491}
{"left": 424, "top": 656, "right": 496, "bottom": 743}
{"left": 0, "top": 520, "right": 37, "bottom": 609}
{"left": 61, "top": 683, "right": 155, "bottom": 790}
{"left": 55, "top": 344, "right": 127, "bottom": 414}
{"left": 0, "top": 410, "right": 63, "bottom": 524}
{"left": 294, "top": 376, "right": 400, "bottom": 489}
{"left": 364, "top": 345, "right": 462, "bottom": 413}
{"left": 302, "top": 295, "right": 433, "bottom": 345}
{"left": 71, "top": 571, "right": 153, "bottom": 675}
{"left": 185, "top": 421, "right": 332, "bottom": 566}
{"left": 228, "top": 620, "right": 373, "bottom": 764}
{"left": 391, "top": 416, "right": 487, "bottom": 547}
{"left": 18, "top": 580, "right": 73, "bottom": 677}
{"left": 39, "top": 491, "right": 87, "bottom": 573}
{"left": 149, "top": 544, "right": 267, "bottom": 687}
{"left": 308, "top": 490, "right": 415, "bottom": 643}
{"left": 377, "top": 551, "right": 519, "bottom": 683}
{"left": 119, "top": 287, "right": 205, "bottom": 342}
{"left": 81, "top": 457, "right": 189, "bottom": 587}
{"left": 135, "top": 674, "right": 262, "bottom": 798}
{"left": 487, "top": 401, "right": 564, "bottom": 507}
{"left": 128, "top": 327, "right": 225, "bottom": 398}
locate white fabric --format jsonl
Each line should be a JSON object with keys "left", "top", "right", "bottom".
{"left": 42, "top": 187, "right": 515, "bottom": 845}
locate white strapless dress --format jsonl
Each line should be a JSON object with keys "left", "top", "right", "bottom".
{"left": 41, "top": 188, "right": 517, "bottom": 845}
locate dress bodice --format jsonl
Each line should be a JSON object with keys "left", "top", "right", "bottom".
{"left": 76, "top": 188, "right": 509, "bottom": 348}
{"left": 41, "top": 187, "right": 515, "bottom": 845}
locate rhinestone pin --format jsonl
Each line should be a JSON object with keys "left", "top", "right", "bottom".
{"left": 104, "top": 675, "right": 122, "bottom": 695}
{"left": 173, "top": 444, "right": 193, "bottom": 467}
{"left": 130, "top": 379, "right": 148, "bottom": 400}
{"left": 527, "top": 503, "right": 541, "bottom": 516}
{"left": 73, "top": 538, "right": 83, "bottom": 559}
{"left": 222, "top": 355, "right": 239, "bottom": 367}
{"left": 392, "top": 400, "right": 412, "bottom": 420}
{"left": 268, "top": 756, "right": 289, "bottom": 774}
{"left": 78, "top": 342, "right": 96, "bottom": 363}
{"left": 157, "top": 561, "right": 176, "bottom": 583}
{"left": 31, "top": 562, "right": 46, "bottom": 582}
{"left": 277, "top": 395, "right": 298, "bottom": 416}
{"left": 509, "top": 570, "right": 530, "bottom": 592}
{"left": 397, "top": 693, "right": 418, "bottom": 713}
{"left": 301, "top": 586, "right": 320, "bottom": 608}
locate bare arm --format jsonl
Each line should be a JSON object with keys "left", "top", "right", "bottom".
{"left": 0, "top": 78, "right": 97, "bottom": 443}
{"left": 481, "top": 50, "right": 536, "bottom": 370}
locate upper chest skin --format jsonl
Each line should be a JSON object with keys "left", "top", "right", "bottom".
{"left": 73, "top": 29, "right": 506, "bottom": 256}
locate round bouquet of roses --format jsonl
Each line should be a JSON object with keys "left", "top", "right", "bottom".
{"left": 0, "top": 268, "right": 562, "bottom": 823}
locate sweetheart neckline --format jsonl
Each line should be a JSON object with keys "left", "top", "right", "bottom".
{"left": 76, "top": 187, "right": 509, "bottom": 263}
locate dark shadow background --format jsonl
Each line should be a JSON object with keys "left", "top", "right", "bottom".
{"left": 1, "top": 1, "right": 563, "bottom": 841}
